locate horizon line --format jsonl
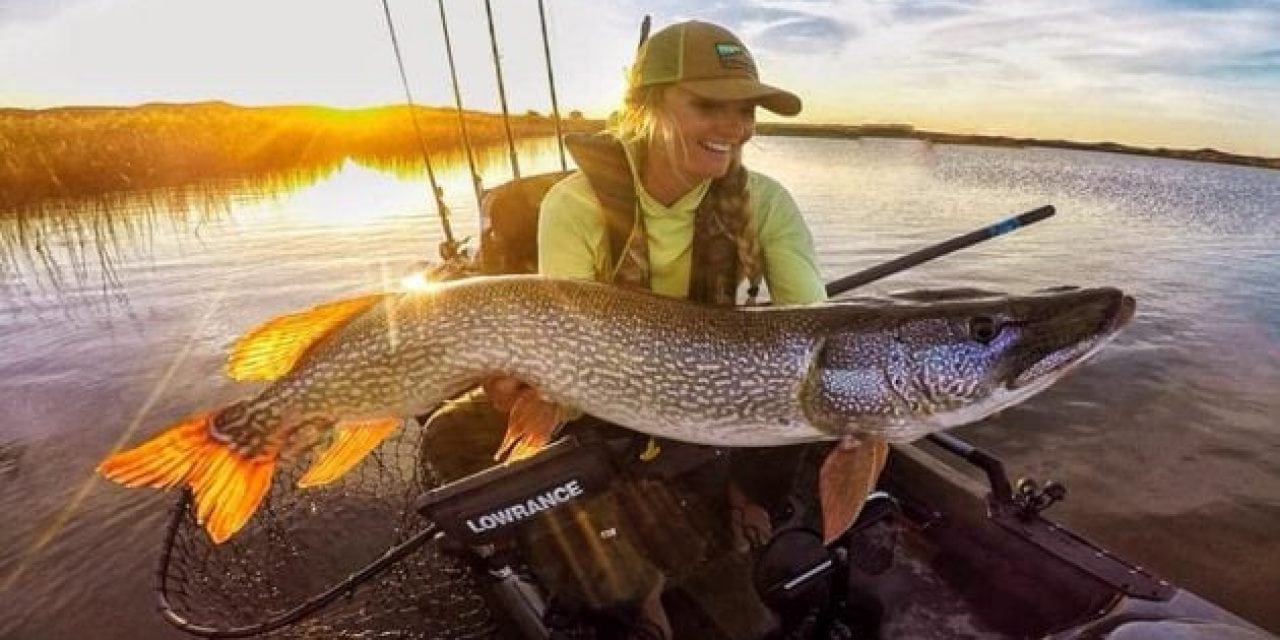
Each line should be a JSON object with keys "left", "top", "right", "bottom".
{"left": 4, "top": 99, "right": 1277, "bottom": 165}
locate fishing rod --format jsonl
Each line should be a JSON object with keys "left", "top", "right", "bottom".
{"left": 482, "top": 0, "right": 522, "bottom": 181}
{"left": 825, "top": 205, "right": 1055, "bottom": 297}
{"left": 637, "top": 15, "right": 652, "bottom": 49}
{"left": 437, "top": 0, "right": 485, "bottom": 211}
{"left": 536, "top": 0, "right": 568, "bottom": 171}
{"left": 379, "top": 0, "right": 461, "bottom": 261}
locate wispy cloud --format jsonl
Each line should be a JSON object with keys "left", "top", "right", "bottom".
{"left": 709, "top": 0, "right": 1280, "bottom": 153}
{"left": 0, "top": 0, "right": 87, "bottom": 23}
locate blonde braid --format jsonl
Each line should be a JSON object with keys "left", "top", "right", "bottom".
{"left": 705, "top": 152, "right": 762, "bottom": 301}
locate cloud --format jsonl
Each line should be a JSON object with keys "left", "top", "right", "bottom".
{"left": 614, "top": 0, "right": 858, "bottom": 53}
{"left": 890, "top": 0, "right": 980, "bottom": 22}
{"left": 753, "top": 14, "right": 853, "bottom": 53}
{"left": 838, "top": 1, "right": 1278, "bottom": 103}
{"left": 0, "top": 0, "right": 100, "bottom": 24}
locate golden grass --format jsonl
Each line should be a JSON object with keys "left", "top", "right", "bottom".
{"left": 0, "top": 101, "right": 597, "bottom": 216}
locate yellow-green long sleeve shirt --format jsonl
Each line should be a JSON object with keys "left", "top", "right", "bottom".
{"left": 537, "top": 167, "right": 827, "bottom": 305}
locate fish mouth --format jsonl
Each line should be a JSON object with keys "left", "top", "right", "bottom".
{"left": 1009, "top": 293, "right": 1135, "bottom": 389}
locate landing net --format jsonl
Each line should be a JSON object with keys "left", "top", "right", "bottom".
{"left": 156, "top": 417, "right": 501, "bottom": 638}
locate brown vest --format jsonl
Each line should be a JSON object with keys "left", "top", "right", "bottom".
{"left": 564, "top": 133, "right": 755, "bottom": 306}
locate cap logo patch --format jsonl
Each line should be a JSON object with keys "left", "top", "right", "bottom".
{"left": 714, "top": 42, "right": 755, "bottom": 72}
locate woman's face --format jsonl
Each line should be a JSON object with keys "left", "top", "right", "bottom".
{"left": 654, "top": 86, "right": 756, "bottom": 182}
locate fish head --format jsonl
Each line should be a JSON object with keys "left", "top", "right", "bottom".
{"left": 804, "top": 286, "right": 1135, "bottom": 441}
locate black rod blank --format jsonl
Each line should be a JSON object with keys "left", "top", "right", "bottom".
{"left": 825, "top": 205, "right": 1055, "bottom": 297}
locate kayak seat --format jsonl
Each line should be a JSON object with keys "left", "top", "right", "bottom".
{"left": 477, "top": 170, "right": 573, "bottom": 275}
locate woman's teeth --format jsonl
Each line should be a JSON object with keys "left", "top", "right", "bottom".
{"left": 699, "top": 141, "right": 731, "bottom": 153}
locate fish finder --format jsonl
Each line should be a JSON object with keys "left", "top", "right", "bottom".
{"left": 418, "top": 436, "right": 618, "bottom": 546}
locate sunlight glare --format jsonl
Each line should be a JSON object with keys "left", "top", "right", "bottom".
{"left": 284, "top": 160, "right": 425, "bottom": 229}
{"left": 400, "top": 270, "right": 446, "bottom": 293}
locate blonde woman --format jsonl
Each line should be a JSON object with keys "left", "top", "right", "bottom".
{"left": 538, "top": 19, "right": 825, "bottom": 307}
{"left": 435, "top": 20, "right": 826, "bottom": 638}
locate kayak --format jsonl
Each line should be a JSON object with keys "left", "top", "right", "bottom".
{"left": 145, "top": 174, "right": 1274, "bottom": 639}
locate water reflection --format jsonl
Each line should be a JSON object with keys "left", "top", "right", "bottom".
{"left": 0, "top": 136, "right": 568, "bottom": 303}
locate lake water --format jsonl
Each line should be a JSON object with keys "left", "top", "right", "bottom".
{"left": 1, "top": 136, "right": 1278, "bottom": 638}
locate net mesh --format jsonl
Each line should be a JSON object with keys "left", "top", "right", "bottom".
{"left": 158, "top": 417, "right": 506, "bottom": 639}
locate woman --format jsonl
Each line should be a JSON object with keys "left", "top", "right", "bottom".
{"left": 537, "top": 19, "right": 826, "bottom": 307}
{"left": 429, "top": 20, "right": 826, "bottom": 639}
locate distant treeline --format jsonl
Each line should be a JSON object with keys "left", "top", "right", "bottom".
{"left": 755, "top": 123, "right": 1280, "bottom": 171}
{"left": 0, "top": 101, "right": 601, "bottom": 215}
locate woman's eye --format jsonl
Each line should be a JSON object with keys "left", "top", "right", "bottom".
{"left": 968, "top": 317, "right": 999, "bottom": 344}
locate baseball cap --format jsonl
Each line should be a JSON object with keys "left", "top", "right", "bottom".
{"left": 630, "top": 20, "right": 802, "bottom": 116}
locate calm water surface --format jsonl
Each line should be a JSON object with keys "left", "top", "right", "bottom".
{"left": 1, "top": 137, "right": 1278, "bottom": 638}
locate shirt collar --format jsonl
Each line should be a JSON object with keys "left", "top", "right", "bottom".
{"left": 621, "top": 139, "right": 712, "bottom": 216}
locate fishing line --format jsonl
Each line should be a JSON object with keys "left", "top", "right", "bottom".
{"left": 379, "top": 0, "right": 460, "bottom": 260}
{"left": 0, "top": 286, "right": 228, "bottom": 594}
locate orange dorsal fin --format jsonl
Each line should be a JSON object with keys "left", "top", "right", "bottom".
{"left": 97, "top": 410, "right": 278, "bottom": 544}
{"left": 819, "top": 435, "right": 889, "bottom": 544}
{"left": 226, "top": 294, "right": 388, "bottom": 382}
{"left": 296, "top": 417, "right": 399, "bottom": 488}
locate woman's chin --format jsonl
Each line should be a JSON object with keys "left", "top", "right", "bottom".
{"left": 684, "top": 158, "right": 733, "bottom": 181}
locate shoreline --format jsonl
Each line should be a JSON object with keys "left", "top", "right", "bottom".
{"left": 4, "top": 102, "right": 1277, "bottom": 171}
{"left": 2, "top": 103, "right": 1275, "bottom": 215}
{"left": 753, "top": 122, "right": 1280, "bottom": 171}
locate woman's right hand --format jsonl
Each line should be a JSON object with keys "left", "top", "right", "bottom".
{"left": 483, "top": 376, "right": 529, "bottom": 414}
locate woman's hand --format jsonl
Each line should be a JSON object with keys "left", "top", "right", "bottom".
{"left": 728, "top": 481, "right": 773, "bottom": 552}
{"left": 483, "top": 376, "right": 529, "bottom": 413}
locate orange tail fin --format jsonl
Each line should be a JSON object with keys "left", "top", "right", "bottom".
{"left": 97, "top": 412, "right": 277, "bottom": 544}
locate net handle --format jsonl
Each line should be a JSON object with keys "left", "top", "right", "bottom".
{"left": 156, "top": 490, "right": 442, "bottom": 638}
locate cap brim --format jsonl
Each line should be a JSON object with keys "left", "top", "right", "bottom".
{"left": 679, "top": 78, "right": 803, "bottom": 116}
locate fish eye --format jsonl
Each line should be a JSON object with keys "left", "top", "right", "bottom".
{"left": 968, "top": 316, "right": 999, "bottom": 344}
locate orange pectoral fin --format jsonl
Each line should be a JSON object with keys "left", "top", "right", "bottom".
{"left": 819, "top": 435, "right": 889, "bottom": 545}
{"left": 296, "top": 417, "right": 399, "bottom": 488}
{"left": 226, "top": 293, "right": 388, "bottom": 382}
{"left": 98, "top": 410, "right": 278, "bottom": 544}
{"left": 494, "top": 388, "right": 564, "bottom": 463}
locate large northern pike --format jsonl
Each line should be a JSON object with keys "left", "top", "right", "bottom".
{"left": 99, "top": 276, "right": 1134, "bottom": 543}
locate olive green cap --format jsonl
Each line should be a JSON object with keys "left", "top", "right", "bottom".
{"left": 630, "top": 20, "right": 802, "bottom": 116}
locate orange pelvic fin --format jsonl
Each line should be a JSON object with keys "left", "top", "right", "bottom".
{"left": 97, "top": 411, "right": 277, "bottom": 544}
{"left": 296, "top": 417, "right": 399, "bottom": 488}
{"left": 225, "top": 293, "right": 388, "bottom": 382}
{"left": 819, "top": 435, "right": 889, "bottom": 544}
{"left": 494, "top": 388, "right": 564, "bottom": 463}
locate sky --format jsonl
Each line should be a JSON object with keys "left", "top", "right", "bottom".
{"left": 1, "top": 0, "right": 1278, "bottom": 156}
